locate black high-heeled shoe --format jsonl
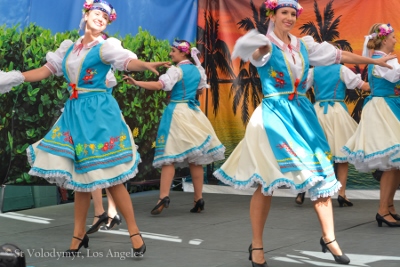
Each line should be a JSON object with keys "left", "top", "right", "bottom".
{"left": 388, "top": 205, "right": 400, "bottom": 221}
{"left": 320, "top": 237, "right": 350, "bottom": 265}
{"left": 86, "top": 212, "right": 108, "bottom": 234}
{"left": 376, "top": 213, "right": 400, "bottom": 227}
{"left": 130, "top": 233, "right": 146, "bottom": 257}
{"left": 190, "top": 198, "right": 205, "bottom": 213}
{"left": 150, "top": 196, "right": 170, "bottom": 215}
{"left": 295, "top": 192, "right": 305, "bottom": 205}
{"left": 106, "top": 214, "right": 122, "bottom": 230}
{"left": 337, "top": 195, "right": 353, "bottom": 207}
{"left": 248, "top": 244, "right": 268, "bottom": 267}
{"left": 63, "top": 235, "right": 89, "bottom": 256}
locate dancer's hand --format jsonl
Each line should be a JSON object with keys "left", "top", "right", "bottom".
{"left": 258, "top": 45, "right": 270, "bottom": 56}
{"left": 197, "top": 88, "right": 205, "bottom": 96}
{"left": 374, "top": 53, "right": 397, "bottom": 69}
{"left": 146, "top": 61, "right": 171, "bottom": 75}
{"left": 122, "top": 75, "right": 138, "bottom": 86}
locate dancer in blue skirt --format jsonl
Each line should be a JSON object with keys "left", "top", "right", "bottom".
{"left": 123, "top": 40, "right": 225, "bottom": 215}
{"left": 213, "top": 1, "right": 395, "bottom": 266}
{"left": 0, "top": 0, "right": 168, "bottom": 257}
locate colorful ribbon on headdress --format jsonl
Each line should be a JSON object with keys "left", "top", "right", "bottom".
{"left": 362, "top": 33, "right": 377, "bottom": 57}
{"left": 190, "top": 47, "right": 202, "bottom": 67}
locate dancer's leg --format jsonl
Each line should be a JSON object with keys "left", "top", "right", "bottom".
{"left": 107, "top": 184, "right": 143, "bottom": 248}
{"left": 159, "top": 165, "right": 175, "bottom": 199}
{"left": 91, "top": 188, "right": 105, "bottom": 225}
{"left": 336, "top": 163, "right": 349, "bottom": 199}
{"left": 388, "top": 170, "right": 400, "bottom": 215}
{"left": 189, "top": 163, "right": 204, "bottom": 201}
{"left": 250, "top": 185, "right": 272, "bottom": 264}
{"left": 379, "top": 170, "right": 398, "bottom": 222}
{"left": 105, "top": 188, "right": 117, "bottom": 218}
{"left": 313, "top": 196, "right": 343, "bottom": 255}
{"left": 69, "top": 192, "right": 91, "bottom": 249}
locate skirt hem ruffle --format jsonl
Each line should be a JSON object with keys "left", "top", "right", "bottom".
{"left": 341, "top": 145, "right": 400, "bottom": 171}
{"left": 153, "top": 137, "right": 225, "bottom": 168}
{"left": 28, "top": 152, "right": 141, "bottom": 192}
{"left": 213, "top": 169, "right": 341, "bottom": 201}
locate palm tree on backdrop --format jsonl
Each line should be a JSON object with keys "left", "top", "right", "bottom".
{"left": 197, "top": 10, "right": 236, "bottom": 116}
{"left": 299, "top": 0, "right": 352, "bottom": 51}
{"left": 231, "top": 0, "right": 268, "bottom": 124}
{"left": 299, "top": 0, "right": 369, "bottom": 121}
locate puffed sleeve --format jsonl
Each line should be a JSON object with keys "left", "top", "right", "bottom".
{"left": 0, "top": 70, "right": 25, "bottom": 94}
{"left": 249, "top": 53, "right": 272, "bottom": 67}
{"left": 340, "top": 65, "right": 364, "bottom": 89}
{"left": 44, "top": 40, "right": 74, "bottom": 76}
{"left": 373, "top": 58, "right": 400, "bottom": 83}
{"left": 232, "top": 29, "right": 272, "bottom": 67}
{"left": 306, "top": 68, "right": 314, "bottom": 90}
{"left": 196, "top": 65, "right": 210, "bottom": 89}
{"left": 158, "top": 66, "right": 181, "bottom": 91}
{"left": 302, "top": 36, "right": 342, "bottom": 66}
{"left": 100, "top": 37, "right": 138, "bottom": 71}
{"left": 105, "top": 70, "right": 117, "bottom": 88}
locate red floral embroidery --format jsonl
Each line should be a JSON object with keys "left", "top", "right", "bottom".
{"left": 63, "top": 131, "right": 74, "bottom": 144}
{"left": 83, "top": 68, "right": 97, "bottom": 84}
{"left": 394, "top": 85, "right": 400, "bottom": 95}
{"left": 269, "top": 67, "right": 286, "bottom": 88}
{"left": 100, "top": 136, "right": 120, "bottom": 152}
{"left": 277, "top": 142, "right": 297, "bottom": 157}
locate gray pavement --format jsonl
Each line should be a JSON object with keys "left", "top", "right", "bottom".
{"left": 0, "top": 190, "right": 399, "bottom": 267}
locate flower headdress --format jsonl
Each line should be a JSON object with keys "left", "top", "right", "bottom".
{"left": 82, "top": 0, "right": 117, "bottom": 24}
{"left": 376, "top": 23, "right": 394, "bottom": 39}
{"left": 265, "top": 0, "right": 303, "bottom": 17}
{"left": 362, "top": 23, "right": 394, "bottom": 57}
{"left": 172, "top": 40, "right": 191, "bottom": 54}
{"left": 172, "top": 40, "right": 203, "bottom": 67}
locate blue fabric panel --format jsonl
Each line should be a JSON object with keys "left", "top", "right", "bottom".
{"left": 0, "top": 0, "right": 198, "bottom": 43}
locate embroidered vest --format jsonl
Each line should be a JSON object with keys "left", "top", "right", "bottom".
{"left": 257, "top": 39, "right": 309, "bottom": 97}
{"left": 368, "top": 54, "right": 400, "bottom": 97}
{"left": 62, "top": 41, "right": 111, "bottom": 96}
{"left": 313, "top": 64, "right": 346, "bottom": 100}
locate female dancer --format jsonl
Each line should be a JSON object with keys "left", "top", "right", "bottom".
{"left": 0, "top": 0, "right": 168, "bottom": 256}
{"left": 213, "top": 1, "right": 395, "bottom": 266}
{"left": 295, "top": 63, "right": 370, "bottom": 206}
{"left": 343, "top": 23, "right": 400, "bottom": 227}
{"left": 123, "top": 40, "right": 225, "bottom": 215}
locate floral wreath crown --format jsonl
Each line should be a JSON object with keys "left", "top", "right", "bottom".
{"left": 362, "top": 23, "right": 394, "bottom": 57}
{"left": 264, "top": 0, "right": 303, "bottom": 17}
{"left": 375, "top": 23, "right": 394, "bottom": 40}
{"left": 172, "top": 40, "right": 191, "bottom": 54}
{"left": 83, "top": 0, "right": 117, "bottom": 24}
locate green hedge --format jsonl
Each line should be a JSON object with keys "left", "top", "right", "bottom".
{"left": 0, "top": 24, "right": 170, "bottom": 185}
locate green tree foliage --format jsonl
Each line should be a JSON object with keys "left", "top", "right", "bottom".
{"left": 0, "top": 24, "right": 170, "bottom": 185}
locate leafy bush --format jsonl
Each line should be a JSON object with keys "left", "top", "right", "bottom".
{"left": 0, "top": 24, "right": 170, "bottom": 185}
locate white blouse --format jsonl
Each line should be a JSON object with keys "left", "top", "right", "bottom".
{"left": 44, "top": 36, "right": 138, "bottom": 83}
{"left": 306, "top": 65, "right": 364, "bottom": 90}
{"left": 250, "top": 32, "right": 341, "bottom": 82}
{"left": 372, "top": 51, "right": 400, "bottom": 83}
{"left": 158, "top": 60, "right": 209, "bottom": 91}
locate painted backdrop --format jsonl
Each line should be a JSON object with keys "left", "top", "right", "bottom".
{"left": 197, "top": 0, "right": 400, "bottom": 189}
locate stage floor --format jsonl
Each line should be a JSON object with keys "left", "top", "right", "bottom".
{"left": 1, "top": 190, "right": 399, "bottom": 267}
